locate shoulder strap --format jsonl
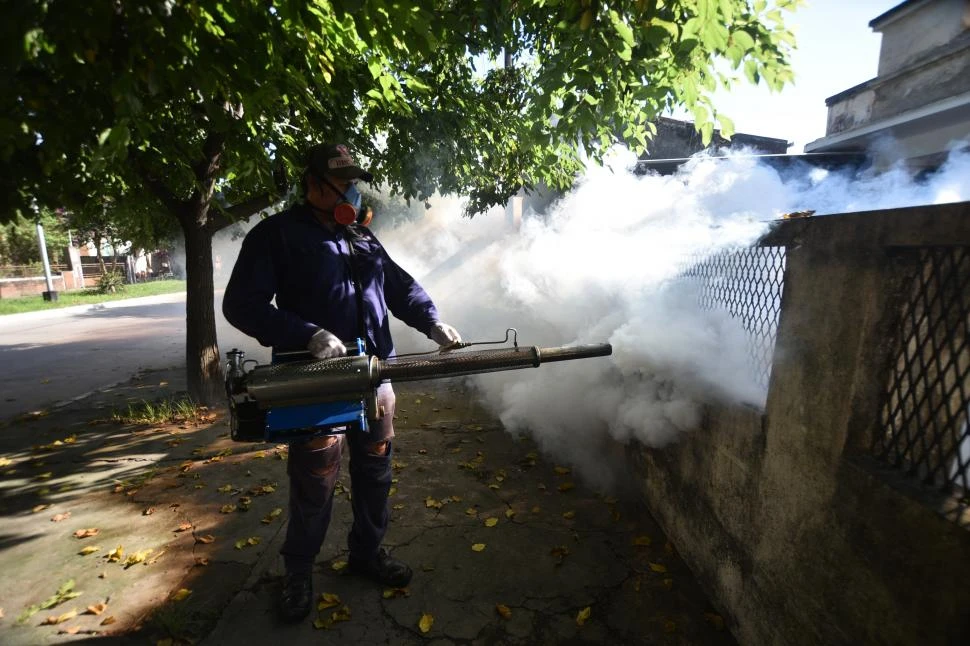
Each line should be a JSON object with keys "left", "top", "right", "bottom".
{"left": 343, "top": 230, "right": 370, "bottom": 352}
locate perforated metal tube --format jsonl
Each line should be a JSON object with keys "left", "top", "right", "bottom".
{"left": 244, "top": 344, "right": 612, "bottom": 407}
{"left": 245, "top": 355, "right": 376, "bottom": 407}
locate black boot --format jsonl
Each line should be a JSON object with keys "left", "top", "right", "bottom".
{"left": 278, "top": 571, "right": 313, "bottom": 623}
{"left": 349, "top": 547, "right": 413, "bottom": 588}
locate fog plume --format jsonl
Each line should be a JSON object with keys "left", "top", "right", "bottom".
{"left": 380, "top": 146, "right": 970, "bottom": 490}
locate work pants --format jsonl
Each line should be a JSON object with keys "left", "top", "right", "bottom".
{"left": 280, "top": 382, "right": 395, "bottom": 575}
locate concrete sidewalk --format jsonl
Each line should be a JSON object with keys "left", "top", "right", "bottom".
{"left": 0, "top": 367, "right": 734, "bottom": 645}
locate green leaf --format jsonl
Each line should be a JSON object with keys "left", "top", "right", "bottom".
{"left": 744, "top": 59, "right": 760, "bottom": 84}
{"left": 717, "top": 113, "right": 735, "bottom": 139}
{"left": 609, "top": 11, "right": 635, "bottom": 47}
{"left": 733, "top": 30, "right": 755, "bottom": 51}
{"left": 700, "top": 121, "right": 714, "bottom": 146}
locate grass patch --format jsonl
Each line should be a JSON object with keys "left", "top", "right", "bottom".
{"left": 0, "top": 279, "right": 186, "bottom": 316}
{"left": 112, "top": 397, "right": 206, "bottom": 425}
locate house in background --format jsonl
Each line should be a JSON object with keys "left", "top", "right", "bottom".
{"left": 805, "top": 0, "right": 970, "bottom": 169}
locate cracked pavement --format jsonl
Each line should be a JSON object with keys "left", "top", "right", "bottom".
{"left": 0, "top": 366, "right": 735, "bottom": 645}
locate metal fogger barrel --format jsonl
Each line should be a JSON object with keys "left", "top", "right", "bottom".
{"left": 226, "top": 342, "right": 612, "bottom": 442}
{"left": 246, "top": 344, "right": 612, "bottom": 408}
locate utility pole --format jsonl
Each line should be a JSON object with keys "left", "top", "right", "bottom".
{"left": 36, "top": 221, "right": 58, "bottom": 301}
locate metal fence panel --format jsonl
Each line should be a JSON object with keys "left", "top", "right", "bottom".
{"left": 682, "top": 246, "right": 787, "bottom": 391}
{"left": 875, "top": 247, "right": 970, "bottom": 524}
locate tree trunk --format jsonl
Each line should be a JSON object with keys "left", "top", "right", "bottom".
{"left": 179, "top": 210, "right": 222, "bottom": 405}
{"left": 95, "top": 233, "right": 106, "bottom": 273}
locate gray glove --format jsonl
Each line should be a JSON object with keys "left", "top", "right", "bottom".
{"left": 429, "top": 321, "right": 462, "bottom": 349}
{"left": 307, "top": 328, "right": 347, "bottom": 359}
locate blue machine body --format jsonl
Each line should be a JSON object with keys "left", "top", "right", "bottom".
{"left": 263, "top": 339, "right": 369, "bottom": 442}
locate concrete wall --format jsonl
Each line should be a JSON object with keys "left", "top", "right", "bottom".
{"left": 629, "top": 201, "right": 970, "bottom": 646}
{"left": 875, "top": 0, "right": 970, "bottom": 77}
{"left": 0, "top": 271, "right": 94, "bottom": 299}
{"left": 824, "top": 41, "right": 970, "bottom": 136}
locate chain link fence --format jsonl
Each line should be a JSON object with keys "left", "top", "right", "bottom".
{"left": 875, "top": 247, "right": 970, "bottom": 525}
{"left": 681, "top": 246, "right": 788, "bottom": 391}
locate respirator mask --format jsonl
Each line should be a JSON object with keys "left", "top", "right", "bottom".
{"left": 320, "top": 176, "right": 373, "bottom": 227}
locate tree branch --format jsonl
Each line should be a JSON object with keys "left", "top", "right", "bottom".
{"left": 207, "top": 193, "right": 282, "bottom": 233}
{"left": 131, "top": 154, "right": 184, "bottom": 216}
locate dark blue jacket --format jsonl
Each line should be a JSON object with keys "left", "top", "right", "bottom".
{"left": 222, "top": 204, "right": 439, "bottom": 359}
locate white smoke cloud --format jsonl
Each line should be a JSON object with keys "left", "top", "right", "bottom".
{"left": 380, "top": 145, "right": 970, "bottom": 490}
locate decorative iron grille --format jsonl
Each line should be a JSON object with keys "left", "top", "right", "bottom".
{"left": 682, "top": 246, "right": 787, "bottom": 390}
{"left": 875, "top": 247, "right": 970, "bottom": 524}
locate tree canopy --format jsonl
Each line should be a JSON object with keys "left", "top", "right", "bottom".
{"left": 1, "top": 0, "right": 799, "bottom": 401}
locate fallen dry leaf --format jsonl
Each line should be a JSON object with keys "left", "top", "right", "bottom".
{"left": 41, "top": 609, "right": 77, "bottom": 625}
{"left": 418, "top": 612, "right": 434, "bottom": 633}
{"left": 195, "top": 534, "right": 215, "bottom": 544}
{"left": 124, "top": 549, "right": 153, "bottom": 568}
{"left": 317, "top": 592, "right": 341, "bottom": 610}
{"left": 562, "top": 511, "right": 575, "bottom": 520}
{"left": 382, "top": 588, "right": 409, "bottom": 599}
{"left": 331, "top": 560, "right": 348, "bottom": 572}
{"left": 106, "top": 546, "right": 123, "bottom": 562}
{"left": 576, "top": 606, "right": 592, "bottom": 627}
{"left": 632, "top": 535, "right": 652, "bottom": 547}
{"left": 471, "top": 543, "right": 486, "bottom": 552}
{"left": 484, "top": 517, "right": 499, "bottom": 527}
{"left": 648, "top": 562, "right": 668, "bottom": 573}
{"left": 142, "top": 507, "right": 155, "bottom": 516}
{"left": 85, "top": 602, "right": 107, "bottom": 616}
{"left": 330, "top": 605, "right": 351, "bottom": 623}
{"left": 465, "top": 508, "right": 478, "bottom": 516}
{"left": 496, "top": 604, "right": 512, "bottom": 619}
{"left": 171, "top": 589, "right": 192, "bottom": 602}
{"left": 174, "top": 522, "right": 193, "bottom": 532}
{"left": 553, "top": 466, "right": 571, "bottom": 475}
{"left": 57, "top": 625, "right": 80, "bottom": 635}
{"left": 78, "top": 546, "right": 101, "bottom": 556}
{"left": 73, "top": 528, "right": 99, "bottom": 539}
{"left": 195, "top": 557, "right": 210, "bottom": 566}
{"left": 261, "top": 508, "right": 283, "bottom": 524}
{"left": 220, "top": 504, "right": 237, "bottom": 514}
{"left": 505, "top": 509, "right": 516, "bottom": 519}
{"left": 0, "top": 457, "right": 11, "bottom": 467}
{"left": 32, "top": 504, "right": 53, "bottom": 513}
{"left": 558, "top": 482, "right": 575, "bottom": 492}
{"left": 100, "top": 615, "right": 116, "bottom": 625}
{"left": 50, "top": 512, "right": 71, "bottom": 522}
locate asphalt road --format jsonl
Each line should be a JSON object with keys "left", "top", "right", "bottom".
{"left": 0, "top": 292, "right": 270, "bottom": 420}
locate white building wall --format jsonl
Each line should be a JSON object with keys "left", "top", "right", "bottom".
{"left": 876, "top": 0, "right": 970, "bottom": 76}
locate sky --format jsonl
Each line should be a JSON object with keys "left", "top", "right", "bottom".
{"left": 703, "top": 0, "right": 901, "bottom": 153}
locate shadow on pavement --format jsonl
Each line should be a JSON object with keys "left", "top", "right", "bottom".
{"left": 0, "top": 369, "right": 736, "bottom": 645}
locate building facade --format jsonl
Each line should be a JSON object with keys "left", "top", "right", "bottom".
{"left": 805, "top": 0, "right": 970, "bottom": 169}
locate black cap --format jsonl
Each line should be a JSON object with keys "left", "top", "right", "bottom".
{"left": 307, "top": 143, "right": 374, "bottom": 182}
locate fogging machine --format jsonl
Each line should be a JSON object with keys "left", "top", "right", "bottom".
{"left": 224, "top": 331, "right": 612, "bottom": 442}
